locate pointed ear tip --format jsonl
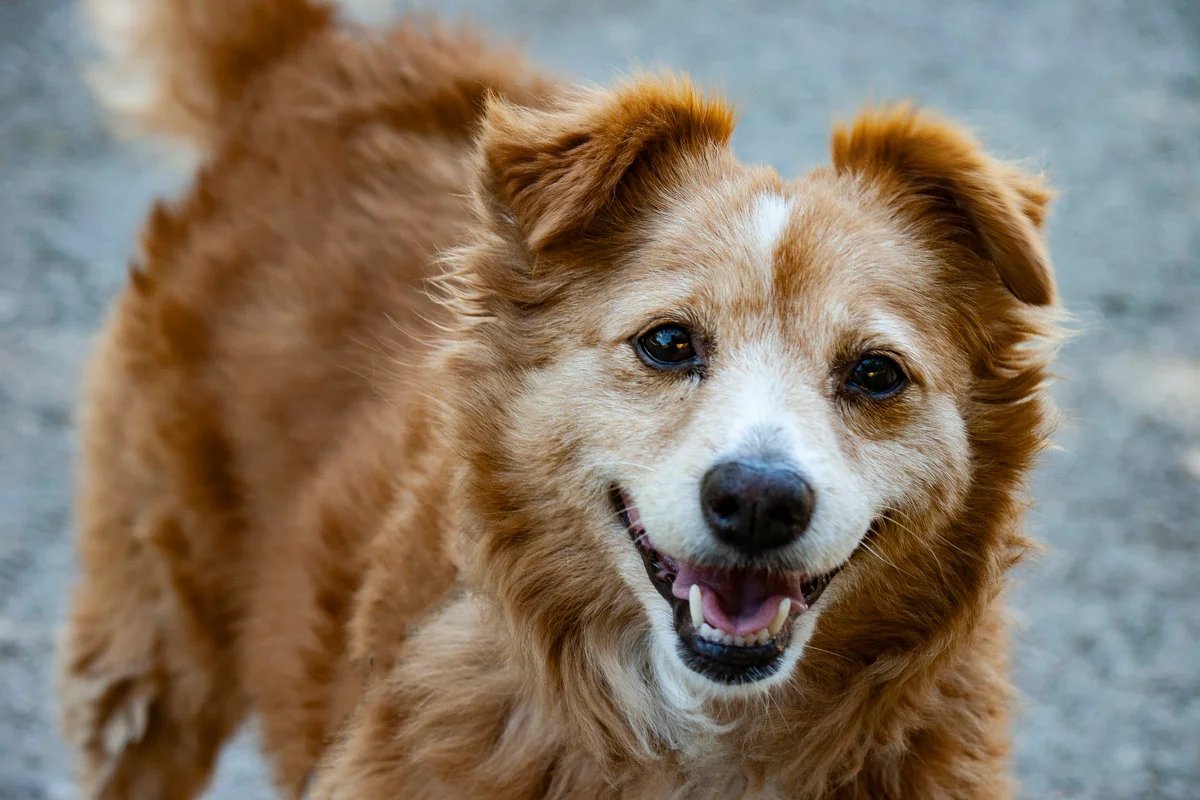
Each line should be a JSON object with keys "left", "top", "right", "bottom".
{"left": 1010, "top": 167, "right": 1056, "bottom": 202}
{"left": 478, "top": 93, "right": 523, "bottom": 138}
{"left": 480, "top": 74, "right": 736, "bottom": 148}
{"left": 832, "top": 101, "right": 922, "bottom": 136}
{"left": 611, "top": 72, "right": 737, "bottom": 140}
{"left": 996, "top": 228, "right": 1058, "bottom": 306}
{"left": 831, "top": 102, "right": 985, "bottom": 168}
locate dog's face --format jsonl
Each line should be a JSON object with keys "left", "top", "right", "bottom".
{"left": 451, "top": 79, "right": 1055, "bottom": 702}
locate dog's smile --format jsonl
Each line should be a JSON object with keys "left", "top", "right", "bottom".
{"left": 612, "top": 488, "right": 840, "bottom": 684}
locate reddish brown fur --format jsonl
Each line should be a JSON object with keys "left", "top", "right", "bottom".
{"left": 61, "top": 2, "right": 1060, "bottom": 798}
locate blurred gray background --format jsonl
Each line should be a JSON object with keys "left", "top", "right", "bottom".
{"left": 1, "top": 0, "right": 1198, "bottom": 797}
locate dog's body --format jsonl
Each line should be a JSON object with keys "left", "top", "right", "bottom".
{"left": 60, "top": 1, "right": 1060, "bottom": 797}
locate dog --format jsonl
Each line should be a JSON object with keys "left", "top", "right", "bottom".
{"left": 59, "top": 0, "right": 1062, "bottom": 797}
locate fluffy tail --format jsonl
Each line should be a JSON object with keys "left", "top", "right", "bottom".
{"left": 85, "top": 0, "right": 339, "bottom": 149}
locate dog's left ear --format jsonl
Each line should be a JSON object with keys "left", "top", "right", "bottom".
{"left": 478, "top": 75, "right": 735, "bottom": 252}
{"left": 832, "top": 105, "right": 1056, "bottom": 306}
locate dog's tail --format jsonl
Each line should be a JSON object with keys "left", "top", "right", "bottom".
{"left": 85, "top": 0, "right": 353, "bottom": 150}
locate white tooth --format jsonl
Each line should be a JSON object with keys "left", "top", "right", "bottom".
{"left": 754, "top": 628, "right": 769, "bottom": 644}
{"left": 722, "top": 634, "right": 734, "bottom": 645}
{"left": 733, "top": 636, "right": 746, "bottom": 647}
{"left": 768, "top": 598, "right": 792, "bottom": 637}
{"left": 689, "top": 584, "right": 704, "bottom": 628}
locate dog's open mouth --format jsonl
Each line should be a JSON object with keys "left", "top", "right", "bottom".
{"left": 612, "top": 487, "right": 840, "bottom": 685}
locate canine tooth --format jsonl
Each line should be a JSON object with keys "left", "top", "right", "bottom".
{"left": 768, "top": 598, "right": 792, "bottom": 637}
{"left": 689, "top": 584, "right": 704, "bottom": 628}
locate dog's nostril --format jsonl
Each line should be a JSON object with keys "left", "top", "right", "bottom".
{"left": 700, "top": 459, "right": 815, "bottom": 555}
{"left": 710, "top": 496, "right": 739, "bottom": 522}
{"left": 763, "top": 496, "right": 803, "bottom": 527}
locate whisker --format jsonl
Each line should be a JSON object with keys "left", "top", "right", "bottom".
{"left": 887, "top": 509, "right": 981, "bottom": 563}
{"left": 592, "top": 460, "right": 656, "bottom": 474}
{"left": 878, "top": 512, "right": 949, "bottom": 582}
{"left": 858, "top": 539, "right": 919, "bottom": 582}
{"left": 801, "top": 643, "right": 851, "bottom": 663}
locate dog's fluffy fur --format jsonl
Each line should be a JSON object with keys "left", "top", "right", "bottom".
{"left": 60, "top": 1, "right": 1061, "bottom": 797}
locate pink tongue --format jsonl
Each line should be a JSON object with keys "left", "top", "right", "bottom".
{"left": 671, "top": 562, "right": 805, "bottom": 636}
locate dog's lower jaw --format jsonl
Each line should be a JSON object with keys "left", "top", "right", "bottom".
{"left": 615, "top": 557, "right": 794, "bottom": 707}
{"left": 648, "top": 589, "right": 823, "bottom": 702}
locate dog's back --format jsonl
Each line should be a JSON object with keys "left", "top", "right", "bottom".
{"left": 61, "top": 2, "right": 548, "bottom": 794}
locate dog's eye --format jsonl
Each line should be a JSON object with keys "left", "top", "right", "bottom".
{"left": 636, "top": 324, "right": 699, "bottom": 369}
{"left": 847, "top": 354, "right": 906, "bottom": 397}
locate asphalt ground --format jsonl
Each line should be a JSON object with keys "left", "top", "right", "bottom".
{"left": 1, "top": 1, "right": 1197, "bottom": 797}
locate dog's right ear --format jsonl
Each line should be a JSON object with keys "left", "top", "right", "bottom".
{"left": 477, "top": 75, "right": 735, "bottom": 252}
{"left": 832, "top": 105, "right": 1056, "bottom": 306}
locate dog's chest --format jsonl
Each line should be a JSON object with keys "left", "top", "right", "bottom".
{"left": 619, "top": 760, "right": 790, "bottom": 800}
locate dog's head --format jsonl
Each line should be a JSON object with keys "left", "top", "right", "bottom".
{"left": 442, "top": 76, "right": 1057, "bottom": 737}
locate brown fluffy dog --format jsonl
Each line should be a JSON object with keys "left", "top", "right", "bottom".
{"left": 60, "top": 1, "right": 1062, "bottom": 797}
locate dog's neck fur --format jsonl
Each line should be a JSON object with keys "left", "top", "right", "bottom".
{"left": 373, "top": 575, "right": 1014, "bottom": 798}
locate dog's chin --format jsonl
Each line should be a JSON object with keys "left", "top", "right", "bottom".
{"left": 611, "top": 487, "right": 846, "bottom": 687}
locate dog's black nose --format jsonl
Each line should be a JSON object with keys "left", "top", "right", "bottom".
{"left": 700, "top": 460, "right": 815, "bottom": 554}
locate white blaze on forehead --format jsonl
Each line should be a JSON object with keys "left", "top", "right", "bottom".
{"left": 750, "top": 193, "right": 794, "bottom": 258}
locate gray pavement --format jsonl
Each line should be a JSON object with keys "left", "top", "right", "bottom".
{"left": 1, "top": 1, "right": 1198, "bottom": 797}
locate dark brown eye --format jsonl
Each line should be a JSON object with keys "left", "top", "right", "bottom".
{"left": 636, "top": 324, "right": 699, "bottom": 369}
{"left": 847, "top": 354, "right": 906, "bottom": 397}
